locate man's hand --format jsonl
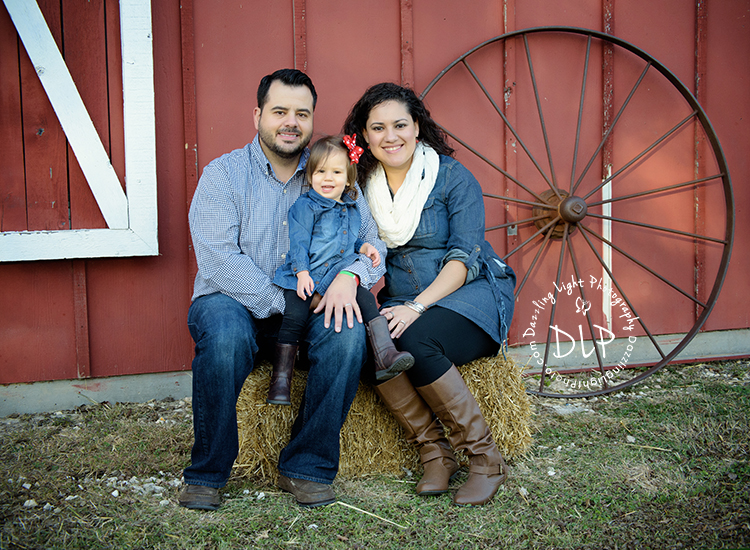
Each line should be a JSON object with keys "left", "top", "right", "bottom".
{"left": 313, "top": 272, "right": 361, "bottom": 332}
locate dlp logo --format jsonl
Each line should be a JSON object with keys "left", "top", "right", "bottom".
{"left": 523, "top": 275, "right": 638, "bottom": 367}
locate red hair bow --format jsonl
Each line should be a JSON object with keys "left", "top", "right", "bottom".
{"left": 343, "top": 134, "right": 364, "bottom": 164}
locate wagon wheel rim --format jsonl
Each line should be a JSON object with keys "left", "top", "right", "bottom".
{"left": 420, "top": 27, "right": 734, "bottom": 398}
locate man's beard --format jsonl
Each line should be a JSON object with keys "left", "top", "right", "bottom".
{"left": 258, "top": 126, "right": 311, "bottom": 159}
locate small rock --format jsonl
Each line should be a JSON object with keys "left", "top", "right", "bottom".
{"left": 43, "top": 503, "right": 54, "bottom": 511}
{"left": 23, "top": 499, "right": 38, "bottom": 508}
{"left": 111, "top": 490, "right": 119, "bottom": 497}
{"left": 22, "top": 483, "right": 32, "bottom": 490}
{"left": 626, "top": 435, "right": 636, "bottom": 443}
{"left": 519, "top": 487, "right": 529, "bottom": 497}
{"left": 547, "top": 468, "right": 556, "bottom": 476}
{"left": 159, "top": 499, "right": 171, "bottom": 507}
{"left": 307, "top": 524, "right": 319, "bottom": 530}
{"left": 65, "top": 495, "right": 78, "bottom": 501}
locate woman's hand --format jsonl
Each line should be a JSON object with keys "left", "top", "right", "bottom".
{"left": 380, "top": 305, "right": 420, "bottom": 339}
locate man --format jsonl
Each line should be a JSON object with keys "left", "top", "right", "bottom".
{"left": 179, "top": 69, "right": 386, "bottom": 510}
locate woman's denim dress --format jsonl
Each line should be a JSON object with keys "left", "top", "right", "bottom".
{"left": 377, "top": 155, "right": 516, "bottom": 345}
{"left": 274, "top": 188, "right": 363, "bottom": 295}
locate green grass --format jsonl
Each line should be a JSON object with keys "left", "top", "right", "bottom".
{"left": 1, "top": 361, "right": 748, "bottom": 549}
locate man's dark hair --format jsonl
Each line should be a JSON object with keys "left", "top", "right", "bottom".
{"left": 257, "top": 69, "right": 317, "bottom": 111}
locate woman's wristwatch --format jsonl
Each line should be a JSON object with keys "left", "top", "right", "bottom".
{"left": 404, "top": 300, "right": 427, "bottom": 315}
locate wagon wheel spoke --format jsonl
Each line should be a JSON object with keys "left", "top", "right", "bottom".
{"left": 581, "top": 225, "right": 708, "bottom": 309}
{"left": 437, "top": 123, "right": 548, "bottom": 203}
{"left": 586, "top": 213, "right": 728, "bottom": 244}
{"left": 483, "top": 193, "right": 556, "bottom": 210}
{"left": 566, "top": 236, "right": 609, "bottom": 387}
{"left": 582, "top": 111, "right": 698, "bottom": 202}
{"left": 485, "top": 213, "right": 551, "bottom": 233}
{"left": 538, "top": 225, "right": 570, "bottom": 392}
{"left": 571, "top": 61, "right": 652, "bottom": 195}
{"left": 502, "top": 215, "right": 562, "bottom": 262}
{"left": 514, "top": 228, "right": 555, "bottom": 300}
{"left": 523, "top": 34, "right": 561, "bottom": 199}
{"left": 461, "top": 56, "right": 558, "bottom": 197}
{"left": 579, "top": 228, "right": 667, "bottom": 361}
{"left": 569, "top": 35, "right": 593, "bottom": 194}
{"left": 587, "top": 174, "right": 724, "bottom": 207}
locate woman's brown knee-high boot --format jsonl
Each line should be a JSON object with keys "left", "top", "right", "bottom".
{"left": 416, "top": 365, "right": 508, "bottom": 506}
{"left": 374, "top": 373, "right": 459, "bottom": 495}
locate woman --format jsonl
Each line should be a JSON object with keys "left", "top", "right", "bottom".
{"left": 343, "top": 83, "right": 516, "bottom": 506}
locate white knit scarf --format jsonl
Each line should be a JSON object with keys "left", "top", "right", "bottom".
{"left": 364, "top": 142, "right": 440, "bottom": 248}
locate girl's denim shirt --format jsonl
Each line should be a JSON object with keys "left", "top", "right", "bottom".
{"left": 377, "top": 155, "right": 516, "bottom": 345}
{"left": 274, "top": 188, "right": 363, "bottom": 296}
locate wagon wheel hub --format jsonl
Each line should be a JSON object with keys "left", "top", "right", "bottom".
{"left": 559, "top": 195, "right": 588, "bottom": 223}
{"left": 532, "top": 190, "right": 587, "bottom": 238}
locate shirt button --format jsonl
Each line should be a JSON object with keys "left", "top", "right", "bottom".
{"left": 324, "top": 263, "right": 329, "bottom": 267}
{"left": 343, "top": 230, "right": 347, "bottom": 234}
{"left": 283, "top": 189, "right": 287, "bottom": 194}
{"left": 340, "top": 249, "right": 345, "bottom": 254}
{"left": 282, "top": 221, "right": 287, "bottom": 226}
{"left": 281, "top": 254, "right": 286, "bottom": 260}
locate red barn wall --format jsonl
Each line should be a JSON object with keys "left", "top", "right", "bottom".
{"left": 1, "top": 0, "right": 747, "bottom": 387}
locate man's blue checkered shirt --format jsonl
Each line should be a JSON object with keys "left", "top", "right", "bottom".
{"left": 189, "top": 136, "right": 386, "bottom": 318}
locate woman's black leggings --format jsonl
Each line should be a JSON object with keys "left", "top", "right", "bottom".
{"left": 386, "top": 306, "right": 499, "bottom": 387}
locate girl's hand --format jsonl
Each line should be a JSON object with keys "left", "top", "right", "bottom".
{"left": 360, "top": 243, "right": 381, "bottom": 267}
{"left": 296, "top": 271, "right": 315, "bottom": 300}
{"left": 380, "top": 305, "right": 420, "bottom": 339}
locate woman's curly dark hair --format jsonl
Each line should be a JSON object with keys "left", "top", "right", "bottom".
{"left": 342, "top": 83, "right": 454, "bottom": 186}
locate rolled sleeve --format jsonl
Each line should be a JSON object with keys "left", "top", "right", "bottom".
{"left": 442, "top": 246, "right": 481, "bottom": 283}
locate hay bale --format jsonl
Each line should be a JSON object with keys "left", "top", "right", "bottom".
{"left": 235, "top": 356, "right": 532, "bottom": 482}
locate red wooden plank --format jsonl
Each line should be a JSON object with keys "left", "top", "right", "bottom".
{"left": 602, "top": 0, "right": 615, "bottom": 181}
{"left": 0, "top": 262, "right": 78, "bottom": 384}
{"left": 399, "top": 0, "right": 414, "bottom": 88}
{"left": 693, "top": 0, "right": 708, "bottom": 320}
{"left": 105, "top": 0, "right": 125, "bottom": 190}
{"left": 63, "top": 0, "right": 109, "bottom": 229}
{"left": 293, "top": 0, "right": 307, "bottom": 71}
{"left": 0, "top": 3, "right": 27, "bottom": 231}
{"left": 181, "top": 0, "right": 199, "bottom": 288}
{"left": 503, "top": 0, "right": 520, "bottom": 344}
{"left": 72, "top": 260, "right": 91, "bottom": 378}
{"left": 21, "top": 0, "right": 69, "bottom": 232}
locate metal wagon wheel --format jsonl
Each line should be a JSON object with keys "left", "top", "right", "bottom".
{"left": 420, "top": 27, "right": 734, "bottom": 398}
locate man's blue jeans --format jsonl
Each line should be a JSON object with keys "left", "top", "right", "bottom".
{"left": 184, "top": 292, "right": 366, "bottom": 487}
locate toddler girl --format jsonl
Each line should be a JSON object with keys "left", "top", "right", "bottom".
{"left": 268, "top": 135, "right": 414, "bottom": 405}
